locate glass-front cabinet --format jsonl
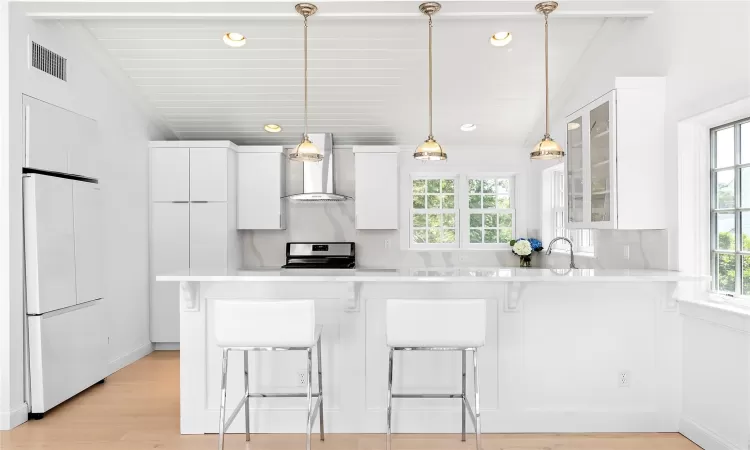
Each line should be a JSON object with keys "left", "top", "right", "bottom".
{"left": 564, "top": 90, "right": 617, "bottom": 229}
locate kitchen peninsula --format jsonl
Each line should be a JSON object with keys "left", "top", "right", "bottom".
{"left": 157, "top": 268, "right": 705, "bottom": 435}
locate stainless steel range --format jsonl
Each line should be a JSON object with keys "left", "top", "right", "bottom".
{"left": 282, "top": 242, "right": 356, "bottom": 269}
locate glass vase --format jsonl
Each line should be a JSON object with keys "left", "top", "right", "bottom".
{"left": 519, "top": 255, "right": 532, "bottom": 268}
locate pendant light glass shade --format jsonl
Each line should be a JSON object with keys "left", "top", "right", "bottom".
{"left": 415, "top": 137, "right": 446, "bottom": 161}
{"left": 290, "top": 3, "right": 323, "bottom": 163}
{"left": 530, "top": 135, "right": 564, "bottom": 160}
{"left": 531, "top": 1, "right": 565, "bottom": 161}
{"left": 414, "top": 2, "right": 446, "bottom": 161}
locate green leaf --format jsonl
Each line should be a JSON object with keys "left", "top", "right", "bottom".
{"left": 469, "top": 179, "right": 482, "bottom": 193}
{"left": 442, "top": 229, "right": 456, "bottom": 243}
{"left": 498, "top": 213, "right": 512, "bottom": 227}
{"left": 482, "top": 195, "right": 496, "bottom": 209}
{"left": 427, "top": 195, "right": 441, "bottom": 209}
{"left": 413, "top": 179, "right": 426, "bottom": 193}
{"left": 441, "top": 179, "right": 455, "bottom": 193}
{"left": 442, "top": 194, "right": 455, "bottom": 208}
{"left": 469, "top": 195, "right": 482, "bottom": 209}
{"left": 499, "top": 229, "right": 512, "bottom": 243}
{"left": 427, "top": 179, "right": 441, "bottom": 193}
{"left": 413, "top": 229, "right": 426, "bottom": 243}
{"left": 484, "top": 214, "right": 497, "bottom": 228}
{"left": 443, "top": 214, "right": 455, "bottom": 227}
{"left": 470, "top": 229, "right": 482, "bottom": 243}
{"left": 470, "top": 214, "right": 482, "bottom": 227}
{"left": 427, "top": 229, "right": 441, "bottom": 243}
{"left": 497, "top": 195, "right": 511, "bottom": 208}
{"left": 482, "top": 179, "right": 496, "bottom": 193}
{"left": 413, "top": 214, "right": 426, "bottom": 227}
{"left": 413, "top": 195, "right": 426, "bottom": 209}
{"left": 428, "top": 214, "right": 442, "bottom": 227}
{"left": 484, "top": 229, "right": 498, "bottom": 243}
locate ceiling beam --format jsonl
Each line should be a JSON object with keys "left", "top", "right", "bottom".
{"left": 19, "top": 1, "right": 655, "bottom": 20}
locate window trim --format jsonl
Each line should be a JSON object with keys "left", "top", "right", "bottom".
{"left": 543, "top": 164, "right": 595, "bottom": 256}
{"left": 710, "top": 116, "right": 750, "bottom": 297}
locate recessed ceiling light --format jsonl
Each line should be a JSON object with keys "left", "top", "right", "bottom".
{"left": 460, "top": 123, "right": 477, "bottom": 132}
{"left": 489, "top": 31, "right": 513, "bottom": 47}
{"left": 567, "top": 122, "right": 581, "bottom": 131}
{"left": 223, "top": 32, "right": 246, "bottom": 47}
{"left": 264, "top": 124, "right": 282, "bottom": 133}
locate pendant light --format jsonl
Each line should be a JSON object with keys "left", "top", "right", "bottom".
{"left": 414, "top": 2, "right": 446, "bottom": 161}
{"left": 290, "top": 3, "right": 323, "bottom": 162}
{"left": 530, "top": 1, "right": 565, "bottom": 160}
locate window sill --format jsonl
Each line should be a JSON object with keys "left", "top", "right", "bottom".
{"left": 678, "top": 293, "right": 750, "bottom": 334}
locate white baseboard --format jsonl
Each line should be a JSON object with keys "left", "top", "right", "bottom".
{"left": 0, "top": 403, "right": 29, "bottom": 430}
{"left": 154, "top": 342, "right": 180, "bottom": 351}
{"left": 680, "top": 417, "right": 742, "bottom": 450}
{"left": 108, "top": 342, "right": 154, "bottom": 376}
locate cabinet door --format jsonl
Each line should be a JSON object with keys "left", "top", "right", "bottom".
{"left": 23, "top": 175, "right": 77, "bottom": 314}
{"left": 190, "top": 202, "right": 228, "bottom": 270}
{"left": 190, "top": 148, "right": 227, "bottom": 202}
{"left": 151, "top": 202, "right": 189, "bottom": 343}
{"left": 587, "top": 91, "right": 617, "bottom": 228}
{"left": 237, "top": 153, "right": 283, "bottom": 229}
{"left": 67, "top": 113, "right": 99, "bottom": 179}
{"left": 565, "top": 112, "right": 585, "bottom": 228}
{"left": 354, "top": 152, "right": 398, "bottom": 229}
{"left": 23, "top": 96, "right": 72, "bottom": 174}
{"left": 73, "top": 182, "right": 103, "bottom": 304}
{"left": 151, "top": 148, "right": 190, "bottom": 202}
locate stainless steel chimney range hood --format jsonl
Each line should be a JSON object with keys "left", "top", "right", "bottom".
{"left": 285, "top": 133, "right": 350, "bottom": 202}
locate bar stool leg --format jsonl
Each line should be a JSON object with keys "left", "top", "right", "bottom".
{"left": 317, "top": 336, "right": 325, "bottom": 441}
{"left": 473, "top": 349, "right": 481, "bottom": 450}
{"left": 243, "top": 350, "right": 251, "bottom": 442}
{"left": 218, "top": 348, "right": 229, "bottom": 450}
{"left": 461, "top": 349, "right": 466, "bottom": 442}
{"left": 386, "top": 348, "right": 394, "bottom": 450}
{"left": 305, "top": 348, "right": 313, "bottom": 450}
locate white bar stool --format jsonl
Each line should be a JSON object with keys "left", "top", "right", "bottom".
{"left": 214, "top": 299, "right": 324, "bottom": 450}
{"left": 385, "top": 299, "right": 486, "bottom": 450}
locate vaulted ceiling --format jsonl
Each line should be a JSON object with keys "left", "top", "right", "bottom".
{"left": 28, "top": 1, "right": 652, "bottom": 148}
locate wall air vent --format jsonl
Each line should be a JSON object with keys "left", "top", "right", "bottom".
{"left": 31, "top": 41, "right": 67, "bottom": 81}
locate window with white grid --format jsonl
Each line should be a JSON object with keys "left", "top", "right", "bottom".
{"left": 548, "top": 168, "right": 594, "bottom": 254}
{"left": 465, "top": 176, "right": 515, "bottom": 248}
{"left": 410, "top": 177, "right": 458, "bottom": 248}
{"left": 409, "top": 174, "right": 516, "bottom": 249}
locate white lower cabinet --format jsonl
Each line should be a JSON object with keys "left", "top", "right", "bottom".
{"left": 190, "top": 203, "right": 228, "bottom": 269}
{"left": 150, "top": 202, "right": 190, "bottom": 343}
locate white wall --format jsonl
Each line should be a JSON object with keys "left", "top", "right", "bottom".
{"left": 0, "top": 10, "right": 165, "bottom": 429}
{"left": 528, "top": 1, "right": 750, "bottom": 271}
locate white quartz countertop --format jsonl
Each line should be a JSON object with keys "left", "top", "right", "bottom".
{"left": 156, "top": 268, "right": 707, "bottom": 283}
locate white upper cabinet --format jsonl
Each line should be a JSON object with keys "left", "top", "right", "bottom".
{"left": 353, "top": 146, "right": 400, "bottom": 230}
{"left": 564, "top": 77, "right": 666, "bottom": 230}
{"left": 190, "top": 148, "right": 228, "bottom": 202}
{"left": 237, "top": 147, "right": 286, "bottom": 230}
{"left": 23, "top": 95, "right": 98, "bottom": 178}
{"left": 73, "top": 183, "right": 103, "bottom": 304}
{"left": 151, "top": 147, "right": 190, "bottom": 202}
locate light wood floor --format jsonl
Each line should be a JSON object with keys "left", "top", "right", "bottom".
{"left": 0, "top": 351, "right": 700, "bottom": 450}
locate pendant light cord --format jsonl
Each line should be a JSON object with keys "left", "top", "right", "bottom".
{"left": 428, "top": 14, "right": 433, "bottom": 139}
{"left": 544, "top": 12, "right": 550, "bottom": 139}
{"left": 304, "top": 14, "right": 309, "bottom": 140}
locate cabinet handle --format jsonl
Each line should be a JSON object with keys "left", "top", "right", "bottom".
{"left": 191, "top": 201, "right": 208, "bottom": 203}
{"left": 172, "top": 201, "right": 189, "bottom": 204}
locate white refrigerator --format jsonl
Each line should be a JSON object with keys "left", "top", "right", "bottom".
{"left": 22, "top": 95, "right": 107, "bottom": 418}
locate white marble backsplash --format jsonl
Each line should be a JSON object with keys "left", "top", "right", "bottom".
{"left": 241, "top": 147, "right": 668, "bottom": 270}
{"left": 241, "top": 201, "right": 669, "bottom": 270}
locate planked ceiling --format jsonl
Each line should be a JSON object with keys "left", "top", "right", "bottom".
{"left": 82, "top": 8, "right": 608, "bottom": 148}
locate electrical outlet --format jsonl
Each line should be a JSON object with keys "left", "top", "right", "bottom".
{"left": 623, "top": 245, "right": 630, "bottom": 260}
{"left": 459, "top": 254, "right": 469, "bottom": 263}
{"left": 297, "top": 371, "right": 307, "bottom": 386}
{"left": 384, "top": 239, "right": 391, "bottom": 249}
{"left": 618, "top": 370, "right": 630, "bottom": 387}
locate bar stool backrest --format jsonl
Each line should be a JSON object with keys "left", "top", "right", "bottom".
{"left": 214, "top": 299, "right": 316, "bottom": 348}
{"left": 386, "top": 299, "right": 486, "bottom": 348}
